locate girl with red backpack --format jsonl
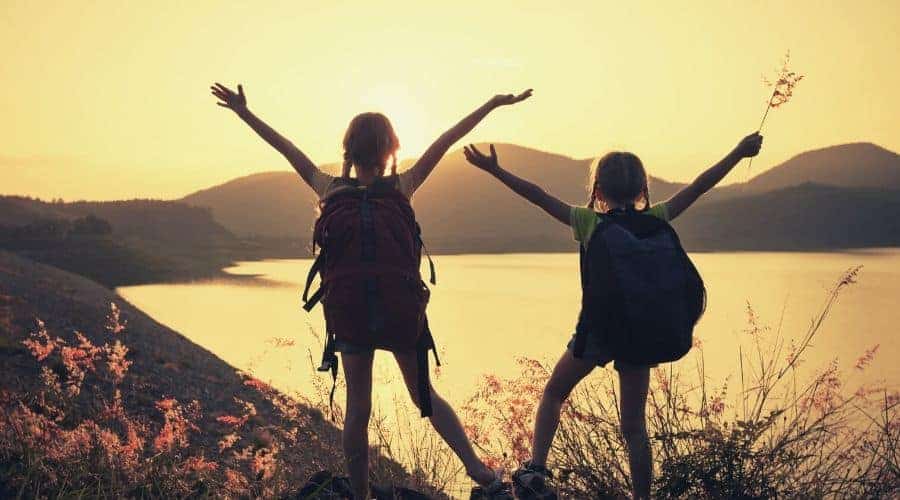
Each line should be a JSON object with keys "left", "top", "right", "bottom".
{"left": 211, "top": 82, "right": 531, "bottom": 499}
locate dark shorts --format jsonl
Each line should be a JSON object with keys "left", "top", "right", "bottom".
{"left": 333, "top": 339, "right": 416, "bottom": 355}
{"left": 566, "top": 333, "right": 657, "bottom": 372}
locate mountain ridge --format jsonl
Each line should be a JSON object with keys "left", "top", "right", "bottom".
{"left": 179, "top": 142, "right": 900, "bottom": 252}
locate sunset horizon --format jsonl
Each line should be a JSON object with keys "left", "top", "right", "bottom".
{"left": 2, "top": 2, "right": 898, "bottom": 498}
{"left": 3, "top": 1, "right": 899, "bottom": 201}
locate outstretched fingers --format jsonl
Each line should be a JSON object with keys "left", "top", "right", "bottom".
{"left": 210, "top": 84, "right": 230, "bottom": 102}
{"left": 514, "top": 88, "right": 534, "bottom": 103}
{"left": 464, "top": 144, "right": 499, "bottom": 171}
{"left": 464, "top": 144, "right": 487, "bottom": 162}
{"left": 210, "top": 82, "right": 246, "bottom": 110}
{"left": 213, "top": 82, "right": 234, "bottom": 96}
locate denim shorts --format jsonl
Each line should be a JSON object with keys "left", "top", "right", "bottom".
{"left": 566, "top": 333, "right": 657, "bottom": 372}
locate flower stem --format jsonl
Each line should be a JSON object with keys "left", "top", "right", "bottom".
{"left": 748, "top": 89, "right": 778, "bottom": 171}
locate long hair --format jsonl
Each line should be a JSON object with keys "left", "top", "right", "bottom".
{"left": 341, "top": 112, "right": 399, "bottom": 179}
{"left": 586, "top": 151, "right": 650, "bottom": 212}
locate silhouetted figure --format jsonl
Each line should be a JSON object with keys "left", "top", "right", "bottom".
{"left": 464, "top": 132, "right": 762, "bottom": 499}
{"left": 212, "top": 82, "right": 531, "bottom": 499}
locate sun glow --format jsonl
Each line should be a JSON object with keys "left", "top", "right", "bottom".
{"left": 1, "top": 1, "right": 898, "bottom": 200}
{"left": 356, "top": 82, "right": 430, "bottom": 160}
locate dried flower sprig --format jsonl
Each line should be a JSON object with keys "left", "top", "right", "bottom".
{"left": 759, "top": 51, "right": 804, "bottom": 129}
{"left": 749, "top": 51, "right": 804, "bottom": 169}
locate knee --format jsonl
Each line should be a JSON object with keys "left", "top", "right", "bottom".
{"left": 345, "top": 400, "right": 372, "bottom": 428}
{"left": 620, "top": 418, "right": 648, "bottom": 444}
{"left": 542, "top": 379, "right": 572, "bottom": 405}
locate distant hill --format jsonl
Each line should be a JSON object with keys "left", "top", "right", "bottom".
{"left": 1, "top": 196, "right": 237, "bottom": 249}
{"left": 181, "top": 142, "right": 900, "bottom": 253}
{"left": 744, "top": 142, "right": 900, "bottom": 193}
{"left": 0, "top": 196, "right": 247, "bottom": 286}
{"left": 0, "top": 196, "right": 70, "bottom": 226}
{"left": 673, "top": 183, "right": 900, "bottom": 250}
{"left": 181, "top": 170, "right": 326, "bottom": 240}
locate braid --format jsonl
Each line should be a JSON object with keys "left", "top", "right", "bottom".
{"left": 640, "top": 184, "right": 651, "bottom": 211}
{"left": 341, "top": 151, "right": 352, "bottom": 179}
{"left": 586, "top": 157, "right": 599, "bottom": 209}
{"left": 390, "top": 153, "right": 398, "bottom": 176}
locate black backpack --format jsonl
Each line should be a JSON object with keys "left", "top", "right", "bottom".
{"left": 572, "top": 208, "right": 706, "bottom": 365}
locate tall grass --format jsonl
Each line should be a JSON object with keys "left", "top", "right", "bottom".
{"left": 458, "top": 266, "right": 899, "bottom": 498}
{"left": 0, "top": 304, "right": 352, "bottom": 498}
{"left": 1, "top": 267, "right": 897, "bottom": 498}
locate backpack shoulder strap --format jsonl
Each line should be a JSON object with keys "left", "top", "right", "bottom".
{"left": 416, "top": 316, "right": 441, "bottom": 417}
{"left": 316, "top": 331, "right": 339, "bottom": 420}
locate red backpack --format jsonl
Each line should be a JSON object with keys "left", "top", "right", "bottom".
{"left": 302, "top": 175, "right": 439, "bottom": 416}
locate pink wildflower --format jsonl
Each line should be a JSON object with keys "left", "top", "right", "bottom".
{"left": 21, "top": 319, "right": 61, "bottom": 361}
{"left": 266, "top": 337, "right": 295, "bottom": 348}
{"left": 181, "top": 455, "right": 219, "bottom": 474}
{"left": 217, "top": 415, "right": 248, "bottom": 428}
{"left": 105, "top": 302, "right": 127, "bottom": 335}
{"left": 153, "top": 398, "right": 197, "bottom": 452}
{"left": 250, "top": 446, "right": 279, "bottom": 480}
{"left": 218, "top": 432, "right": 240, "bottom": 451}
{"left": 243, "top": 377, "right": 272, "bottom": 392}
{"left": 855, "top": 344, "right": 879, "bottom": 370}
{"left": 105, "top": 340, "right": 132, "bottom": 383}
{"left": 224, "top": 468, "right": 250, "bottom": 494}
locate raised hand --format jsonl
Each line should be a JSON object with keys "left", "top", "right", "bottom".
{"left": 463, "top": 144, "right": 501, "bottom": 172}
{"left": 489, "top": 89, "right": 533, "bottom": 108}
{"left": 733, "top": 132, "right": 764, "bottom": 158}
{"left": 211, "top": 82, "right": 248, "bottom": 112}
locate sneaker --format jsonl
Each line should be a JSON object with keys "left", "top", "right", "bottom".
{"left": 469, "top": 478, "right": 514, "bottom": 500}
{"left": 512, "top": 461, "right": 557, "bottom": 500}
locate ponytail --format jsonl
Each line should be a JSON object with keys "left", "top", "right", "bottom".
{"left": 639, "top": 184, "right": 651, "bottom": 212}
{"left": 586, "top": 157, "right": 600, "bottom": 209}
{"left": 341, "top": 152, "right": 352, "bottom": 179}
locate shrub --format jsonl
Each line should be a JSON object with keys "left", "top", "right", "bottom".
{"left": 460, "top": 267, "right": 899, "bottom": 498}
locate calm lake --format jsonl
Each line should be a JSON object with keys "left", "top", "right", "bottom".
{"left": 118, "top": 251, "right": 900, "bottom": 410}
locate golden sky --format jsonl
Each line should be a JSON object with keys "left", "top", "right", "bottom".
{"left": 2, "top": 0, "right": 898, "bottom": 201}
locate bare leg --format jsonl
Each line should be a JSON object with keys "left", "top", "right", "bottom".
{"left": 392, "top": 350, "right": 496, "bottom": 486}
{"left": 531, "top": 350, "right": 595, "bottom": 467}
{"left": 618, "top": 367, "right": 651, "bottom": 500}
{"left": 342, "top": 352, "right": 374, "bottom": 500}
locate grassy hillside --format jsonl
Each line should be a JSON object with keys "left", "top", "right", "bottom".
{"left": 0, "top": 251, "right": 437, "bottom": 498}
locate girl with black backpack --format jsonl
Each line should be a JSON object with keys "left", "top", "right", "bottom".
{"left": 464, "top": 133, "right": 762, "bottom": 499}
{"left": 211, "top": 82, "right": 531, "bottom": 499}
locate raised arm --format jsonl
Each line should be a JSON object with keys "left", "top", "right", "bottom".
{"left": 211, "top": 83, "right": 324, "bottom": 188}
{"left": 665, "top": 132, "right": 763, "bottom": 220}
{"left": 402, "top": 89, "right": 533, "bottom": 194}
{"left": 464, "top": 144, "right": 571, "bottom": 225}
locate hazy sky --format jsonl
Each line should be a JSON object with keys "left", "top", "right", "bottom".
{"left": 2, "top": 1, "right": 898, "bottom": 201}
